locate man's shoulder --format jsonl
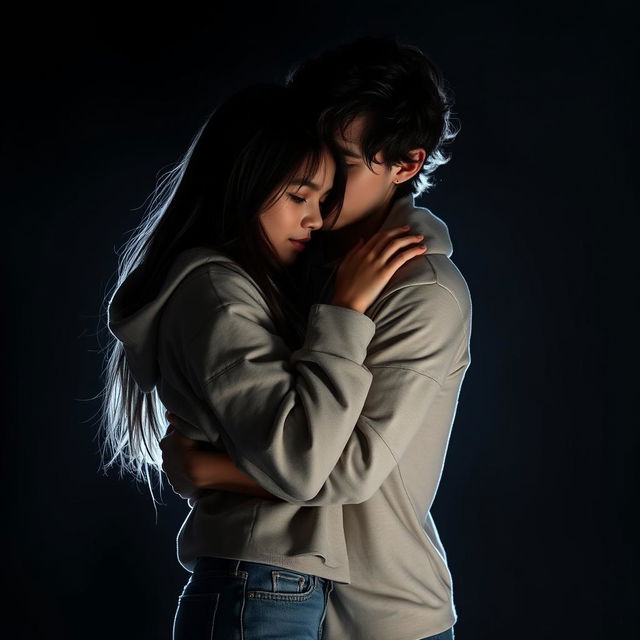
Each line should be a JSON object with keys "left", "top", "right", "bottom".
{"left": 368, "top": 253, "right": 471, "bottom": 322}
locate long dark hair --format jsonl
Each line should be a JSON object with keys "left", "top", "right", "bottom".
{"left": 97, "top": 83, "right": 346, "bottom": 508}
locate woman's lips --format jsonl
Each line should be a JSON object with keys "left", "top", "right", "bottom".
{"left": 289, "top": 239, "right": 308, "bottom": 252}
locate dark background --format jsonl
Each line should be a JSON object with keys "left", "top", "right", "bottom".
{"left": 3, "top": 1, "right": 637, "bottom": 638}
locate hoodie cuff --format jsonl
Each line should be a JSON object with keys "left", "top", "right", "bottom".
{"left": 304, "top": 303, "right": 376, "bottom": 365}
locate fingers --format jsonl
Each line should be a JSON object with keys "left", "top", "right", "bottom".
{"left": 378, "top": 233, "right": 425, "bottom": 264}
{"left": 386, "top": 243, "right": 427, "bottom": 272}
{"left": 354, "top": 225, "right": 409, "bottom": 255}
{"left": 159, "top": 429, "right": 177, "bottom": 450}
{"left": 366, "top": 225, "right": 415, "bottom": 255}
{"left": 167, "top": 481, "right": 193, "bottom": 501}
{"left": 162, "top": 412, "right": 197, "bottom": 445}
{"left": 162, "top": 461, "right": 198, "bottom": 500}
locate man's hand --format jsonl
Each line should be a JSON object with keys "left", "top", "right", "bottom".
{"left": 161, "top": 411, "right": 281, "bottom": 501}
{"left": 159, "top": 418, "right": 205, "bottom": 501}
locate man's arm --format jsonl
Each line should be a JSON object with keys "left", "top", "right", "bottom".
{"left": 176, "top": 282, "right": 469, "bottom": 505}
{"left": 160, "top": 424, "right": 277, "bottom": 500}
{"left": 191, "top": 451, "right": 277, "bottom": 499}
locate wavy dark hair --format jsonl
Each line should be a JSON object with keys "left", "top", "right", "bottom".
{"left": 286, "top": 34, "right": 460, "bottom": 198}
{"left": 97, "top": 83, "right": 346, "bottom": 507}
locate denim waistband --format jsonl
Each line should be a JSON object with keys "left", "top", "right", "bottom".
{"left": 193, "top": 556, "right": 247, "bottom": 574}
{"left": 192, "top": 555, "right": 329, "bottom": 584}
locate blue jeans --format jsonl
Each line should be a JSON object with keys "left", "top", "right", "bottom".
{"left": 172, "top": 556, "right": 334, "bottom": 639}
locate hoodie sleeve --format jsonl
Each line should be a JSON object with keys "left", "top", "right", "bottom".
{"left": 176, "top": 268, "right": 376, "bottom": 503}
{"left": 257, "top": 281, "right": 470, "bottom": 505}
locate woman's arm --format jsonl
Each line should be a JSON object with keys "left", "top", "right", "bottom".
{"left": 198, "top": 452, "right": 274, "bottom": 498}
{"left": 166, "top": 282, "right": 469, "bottom": 506}
{"left": 169, "top": 274, "right": 376, "bottom": 503}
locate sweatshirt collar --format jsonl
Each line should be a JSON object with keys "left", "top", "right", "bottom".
{"left": 378, "top": 194, "right": 453, "bottom": 256}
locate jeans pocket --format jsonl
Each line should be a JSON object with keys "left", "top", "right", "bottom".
{"left": 173, "top": 592, "right": 220, "bottom": 640}
{"left": 271, "top": 569, "right": 311, "bottom": 595}
{"left": 247, "top": 568, "right": 317, "bottom": 602}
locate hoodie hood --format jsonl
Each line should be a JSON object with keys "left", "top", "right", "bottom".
{"left": 378, "top": 194, "right": 453, "bottom": 256}
{"left": 107, "top": 246, "right": 241, "bottom": 392}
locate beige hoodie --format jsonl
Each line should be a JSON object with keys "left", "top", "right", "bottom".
{"left": 108, "top": 193, "right": 471, "bottom": 639}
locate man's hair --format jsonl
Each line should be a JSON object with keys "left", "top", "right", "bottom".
{"left": 286, "top": 35, "right": 460, "bottom": 198}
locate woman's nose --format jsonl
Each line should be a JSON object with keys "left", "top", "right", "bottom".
{"left": 308, "top": 205, "right": 324, "bottom": 228}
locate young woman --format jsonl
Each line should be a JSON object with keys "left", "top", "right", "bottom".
{"left": 100, "top": 82, "right": 427, "bottom": 639}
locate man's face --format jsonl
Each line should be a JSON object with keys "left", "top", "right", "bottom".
{"left": 323, "top": 114, "right": 396, "bottom": 230}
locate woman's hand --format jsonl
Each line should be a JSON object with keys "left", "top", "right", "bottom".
{"left": 331, "top": 225, "right": 426, "bottom": 314}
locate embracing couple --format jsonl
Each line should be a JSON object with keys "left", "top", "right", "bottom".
{"left": 104, "top": 34, "right": 471, "bottom": 640}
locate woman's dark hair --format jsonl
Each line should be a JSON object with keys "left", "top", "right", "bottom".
{"left": 97, "top": 83, "right": 346, "bottom": 507}
{"left": 285, "top": 35, "right": 460, "bottom": 199}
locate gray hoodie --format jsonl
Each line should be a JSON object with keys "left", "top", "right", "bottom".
{"left": 108, "top": 229, "right": 377, "bottom": 583}
{"left": 108, "top": 193, "right": 472, "bottom": 639}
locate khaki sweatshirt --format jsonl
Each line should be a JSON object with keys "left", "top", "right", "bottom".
{"left": 298, "top": 195, "right": 472, "bottom": 639}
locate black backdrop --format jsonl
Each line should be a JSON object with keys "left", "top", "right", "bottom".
{"left": 3, "top": 2, "right": 637, "bottom": 638}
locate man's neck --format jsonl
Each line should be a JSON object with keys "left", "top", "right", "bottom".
{"left": 326, "top": 192, "right": 400, "bottom": 262}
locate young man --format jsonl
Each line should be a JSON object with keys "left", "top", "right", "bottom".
{"left": 161, "top": 36, "right": 471, "bottom": 640}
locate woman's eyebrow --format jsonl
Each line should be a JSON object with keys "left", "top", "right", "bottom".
{"left": 290, "top": 179, "right": 332, "bottom": 197}
{"left": 291, "top": 178, "right": 321, "bottom": 190}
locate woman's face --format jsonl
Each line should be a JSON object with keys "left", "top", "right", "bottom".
{"left": 259, "top": 148, "right": 335, "bottom": 266}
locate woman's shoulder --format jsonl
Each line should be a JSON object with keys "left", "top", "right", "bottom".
{"left": 158, "top": 247, "right": 276, "bottom": 350}
{"left": 164, "top": 246, "right": 270, "bottom": 319}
